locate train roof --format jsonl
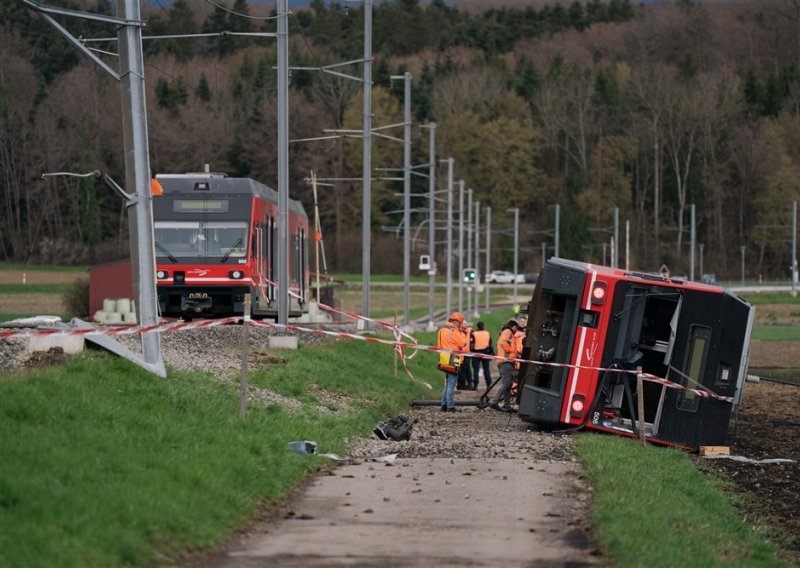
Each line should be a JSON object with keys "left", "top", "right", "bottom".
{"left": 547, "top": 257, "right": 726, "bottom": 295}
{"left": 155, "top": 173, "right": 307, "bottom": 217}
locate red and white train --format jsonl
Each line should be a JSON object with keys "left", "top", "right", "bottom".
{"left": 152, "top": 171, "right": 309, "bottom": 319}
{"left": 517, "top": 258, "right": 755, "bottom": 450}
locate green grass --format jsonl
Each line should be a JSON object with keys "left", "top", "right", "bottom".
{"left": 739, "top": 293, "right": 800, "bottom": 305}
{"left": 0, "top": 313, "right": 71, "bottom": 323}
{"left": 574, "top": 434, "right": 788, "bottom": 567}
{"left": 0, "top": 283, "right": 72, "bottom": 294}
{"left": 0, "top": 263, "right": 87, "bottom": 272}
{"left": 751, "top": 325, "right": 800, "bottom": 341}
{"left": 332, "top": 273, "right": 430, "bottom": 283}
{"left": 0, "top": 340, "right": 434, "bottom": 567}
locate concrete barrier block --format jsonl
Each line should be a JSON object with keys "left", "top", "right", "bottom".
{"left": 28, "top": 334, "right": 85, "bottom": 354}
{"left": 269, "top": 335, "right": 298, "bottom": 350}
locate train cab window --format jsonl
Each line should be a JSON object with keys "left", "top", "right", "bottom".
{"left": 677, "top": 326, "right": 710, "bottom": 412}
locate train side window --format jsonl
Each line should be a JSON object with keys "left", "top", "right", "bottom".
{"left": 677, "top": 325, "right": 710, "bottom": 412}
{"left": 251, "top": 223, "right": 258, "bottom": 260}
{"left": 299, "top": 228, "right": 307, "bottom": 299}
{"left": 291, "top": 234, "right": 300, "bottom": 283}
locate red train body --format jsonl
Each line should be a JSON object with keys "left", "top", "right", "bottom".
{"left": 517, "top": 258, "right": 755, "bottom": 450}
{"left": 152, "top": 172, "right": 309, "bottom": 319}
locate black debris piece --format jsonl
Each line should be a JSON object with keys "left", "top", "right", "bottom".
{"left": 373, "top": 415, "right": 417, "bottom": 441}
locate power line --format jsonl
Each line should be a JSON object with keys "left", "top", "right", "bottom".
{"left": 204, "top": 0, "right": 284, "bottom": 21}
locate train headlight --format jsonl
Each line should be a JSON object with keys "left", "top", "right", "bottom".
{"left": 590, "top": 281, "right": 607, "bottom": 305}
{"left": 157, "top": 270, "right": 169, "bottom": 279}
{"left": 229, "top": 270, "right": 244, "bottom": 280}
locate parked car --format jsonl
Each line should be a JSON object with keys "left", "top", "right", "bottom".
{"left": 515, "top": 273, "right": 526, "bottom": 283}
{"left": 485, "top": 270, "right": 515, "bottom": 284}
{"left": 523, "top": 272, "right": 539, "bottom": 284}
{"left": 701, "top": 273, "right": 717, "bottom": 285}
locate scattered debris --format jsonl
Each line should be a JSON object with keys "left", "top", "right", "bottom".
{"left": 368, "top": 454, "right": 398, "bottom": 464}
{"left": 373, "top": 415, "right": 417, "bottom": 441}
{"left": 287, "top": 440, "right": 345, "bottom": 460}
{"left": 702, "top": 455, "right": 794, "bottom": 464}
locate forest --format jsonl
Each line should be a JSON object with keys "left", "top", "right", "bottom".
{"left": 2, "top": 0, "right": 800, "bottom": 279}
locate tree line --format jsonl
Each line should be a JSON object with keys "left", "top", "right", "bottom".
{"left": 1, "top": 0, "right": 799, "bottom": 280}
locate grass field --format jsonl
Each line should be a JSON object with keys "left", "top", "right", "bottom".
{"left": 0, "top": 283, "right": 72, "bottom": 294}
{"left": 751, "top": 325, "right": 800, "bottom": 341}
{"left": 574, "top": 435, "right": 788, "bottom": 567}
{"left": 740, "top": 292, "right": 800, "bottom": 305}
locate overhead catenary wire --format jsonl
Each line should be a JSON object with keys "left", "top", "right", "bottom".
{"left": 204, "top": 0, "right": 285, "bottom": 21}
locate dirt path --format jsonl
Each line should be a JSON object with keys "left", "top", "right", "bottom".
{"left": 191, "top": 390, "right": 598, "bottom": 567}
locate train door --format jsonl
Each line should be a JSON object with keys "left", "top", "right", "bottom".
{"left": 297, "top": 227, "right": 308, "bottom": 303}
{"left": 594, "top": 284, "right": 683, "bottom": 438}
{"left": 268, "top": 215, "right": 276, "bottom": 302}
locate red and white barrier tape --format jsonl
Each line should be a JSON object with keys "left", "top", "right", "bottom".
{"left": 0, "top": 316, "right": 241, "bottom": 339}
{"left": 0, "top": 315, "right": 732, "bottom": 403}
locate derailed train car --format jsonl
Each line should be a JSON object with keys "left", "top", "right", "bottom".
{"left": 516, "top": 258, "right": 755, "bottom": 450}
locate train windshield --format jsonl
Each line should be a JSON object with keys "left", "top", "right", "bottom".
{"left": 154, "top": 221, "right": 248, "bottom": 261}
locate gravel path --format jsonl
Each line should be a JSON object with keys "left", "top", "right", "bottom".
{"left": 193, "top": 391, "right": 596, "bottom": 568}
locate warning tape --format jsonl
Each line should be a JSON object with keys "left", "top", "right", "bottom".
{"left": 0, "top": 316, "right": 241, "bottom": 339}
{"left": 0, "top": 315, "right": 732, "bottom": 403}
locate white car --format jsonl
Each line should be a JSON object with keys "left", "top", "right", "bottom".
{"left": 485, "top": 270, "right": 515, "bottom": 284}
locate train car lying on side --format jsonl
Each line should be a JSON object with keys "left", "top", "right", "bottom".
{"left": 516, "top": 258, "right": 755, "bottom": 450}
{"left": 152, "top": 171, "right": 309, "bottom": 319}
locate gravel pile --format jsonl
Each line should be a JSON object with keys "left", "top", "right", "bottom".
{"left": 348, "top": 405, "right": 574, "bottom": 462}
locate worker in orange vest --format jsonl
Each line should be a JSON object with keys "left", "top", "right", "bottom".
{"left": 510, "top": 315, "right": 527, "bottom": 398}
{"left": 470, "top": 321, "right": 494, "bottom": 389}
{"left": 488, "top": 319, "right": 520, "bottom": 412}
{"left": 458, "top": 323, "right": 474, "bottom": 390}
{"left": 437, "top": 312, "right": 468, "bottom": 412}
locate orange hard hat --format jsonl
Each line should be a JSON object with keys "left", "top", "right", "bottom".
{"left": 449, "top": 312, "right": 464, "bottom": 324}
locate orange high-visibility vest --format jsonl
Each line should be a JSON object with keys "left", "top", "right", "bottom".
{"left": 438, "top": 322, "right": 467, "bottom": 352}
{"left": 473, "top": 330, "right": 491, "bottom": 350}
{"left": 497, "top": 328, "right": 516, "bottom": 360}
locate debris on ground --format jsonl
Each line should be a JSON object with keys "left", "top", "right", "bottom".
{"left": 373, "top": 415, "right": 417, "bottom": 441}
{"left": 287, "top": 440, "right": 345, "bottom": 460}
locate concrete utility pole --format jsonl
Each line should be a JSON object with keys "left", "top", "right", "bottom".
{"left": 541, "top": 242, "right": 547, "bottom": 268}
{"left": 613, "top": 207, "right": 619, "bottom": 268}
{"left": 508, "top": 207, "right": 519, "bottom": 303}
{"left": 554, "top": 204, "right": 560, "bottom": 258}
{"left": 689, "top": 203, "right": 696, "bottom": 281}
{"left": 741, "top": 246, "right": 746, "bottom": 287}
{"left": 700, "top": 243, "right": 705, "bottom": 277}
{"left": 446, "top": 158, "right": 454, "bottom": 316}
{"left": 22, "top": 0, "right": 166, "bottom": 376}
{"left": 458, "top": 180, "right": 465, "bottom": 313}
{"left": 485, "top": 206, "right": 491, "bottom": 311}
{"left": 361, "top": 0, "right": 373, "bottom": 326}
{"left": 390, "top": 71, "right": 412, "bottom": 325}
{"left": 466, "top": 188, "right": 473, "bottom": 318}
{"left": 625, "top": 220, "right": 630, "bottom": 271}
{"left": 277, "top": 0, "right": 289, "bottom": 325}
{"left": 116, "top": 0, "right": 165, "bottom": 376}
{"left": 474, "top": 200, "right": 480, "bottom": 318}
{"left": 792, "top": 201, "right": 798, "bottom": 297}
{"left": 426, "top": 123, "right": 436, "bottom": 330}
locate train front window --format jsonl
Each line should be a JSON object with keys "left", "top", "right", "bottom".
{"left": 154, "top": 221, "right": 248, "bottom": 260}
